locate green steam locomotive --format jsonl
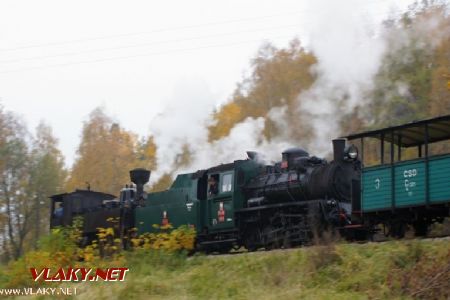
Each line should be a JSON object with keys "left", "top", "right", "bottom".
{"left": 50, "top": 115, "right": 450, "bottom": 251}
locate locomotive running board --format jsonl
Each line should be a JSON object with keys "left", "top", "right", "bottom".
{"left": 199, "top": 238, "right": 237, "bottom": 245}
{"left": 342, "top": 224, "right": 364, "bottom": 228}
{"left": 235, "top": 200, "right": 319, "bottom": 213}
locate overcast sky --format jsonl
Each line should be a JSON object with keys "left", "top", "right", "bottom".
{"left": 0, "top": 0, "right": 414, "bottom": 167}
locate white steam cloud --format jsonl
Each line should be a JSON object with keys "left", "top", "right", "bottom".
{"left": 298, "top": 0, "right": 389, "bottom": 156}
{"left": 150, "top": 84, "right": 294, "bottom": 183}
{"left": 149, "top": 0, "right": 446, "bottom": 185}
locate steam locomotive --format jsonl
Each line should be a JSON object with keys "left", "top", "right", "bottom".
{"left": 51, "top": 138, "right": 363, "bottom": 251}
{"left": 50, "top": 115, "right": 450, "bottom": 251}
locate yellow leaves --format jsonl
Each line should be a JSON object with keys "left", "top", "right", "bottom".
{"left": 207, "top": 40, "right": 317, "bottom": 143}
{"left": 65, "top": 107, "right": 157, "bottom": 195}
{"left": 82, "top": 224, "right": 194, "bottom": 259}
{"left": 106, "top": 217, "right": 119, "bottom": 223}
{"left": 96, "top": 227, "right": 115, "bottom": 244}
{"left": 174, "top": 144, "right": 192, "bottom": 168}
{"left": 131, "top": 238, "right": 141, "bottom": 248}
{"left": 129, "top": 225, "right": 195, "bottom": 252}
{"left": 68, "top": 216, "right": 83, "bottom": 244}
{"left": 208, "top": 102, "right": 243, "bottom": 142}
{"left": 137, "top": 136, "right": 158, "bottom": 170}
{"left": 150, "top": 173, "right": 173, "bottom": 192}
{"left": 106, "top": 227, "right": 115, "bottom": 236}
{"left": 83, "top": 245, "right": 97, "bottom": 262}
{"left": 3, "top": 223, "right": 195, "bottom": 288}
{"left": 160, "top": 223, "right": 173, "bottom": 230}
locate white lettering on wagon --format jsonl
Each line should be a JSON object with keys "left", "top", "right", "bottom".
{"left": 403, "top": 168, "right": 417, "bottom": 196}
{"left": 374, "top": 178, "right": 381, "bottom": 190}
{"left": 403, "top": 169, "right": 417, "bottom": 178}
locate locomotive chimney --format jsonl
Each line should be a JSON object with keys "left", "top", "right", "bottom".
{"left": 129, "top": 168, "right": 151, "bottom": 200}
{"left": 332, "top": 139, "right": 346, "bottom": 161}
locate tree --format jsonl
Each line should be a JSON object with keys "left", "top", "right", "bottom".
{"left": 150, "top": 173, "right": 173, "bottom": 192}
{"left": 429, "top": 20, "right": 450, "bottom": 116}
{"left": 208, "top": 102, "right": 242, "bottom": 142}
{"left": 0, "top": 105, "right": 32, "bottom": 259}
{"left": 363, "top": 1, "right": 450, "bottom": 129}
{"left": 136, "top": 136, "right": 158, "bottom": 171}
{"left": 66, "top": 108, "right": 142, "bottom": 195}
{"left": 28, "top": 122, "right": 67, "bottom": 249}
{"left": 208, "top": 39, "right": 317, "bottom": 144}
{"left": 173, "top": 143, "right": 192, "bottom": 169}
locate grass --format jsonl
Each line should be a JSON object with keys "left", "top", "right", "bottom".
{"left": 10, "top": 238, "right": 448, "bottom": 300}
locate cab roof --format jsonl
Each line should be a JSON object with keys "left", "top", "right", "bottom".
{"left": 344, "top": 114, "right": 450, "bottom": 148}
{"left": 50, "top": 189, "right": 116, "bottom": 202}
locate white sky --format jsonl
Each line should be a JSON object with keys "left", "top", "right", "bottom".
{"left": 0, "top": 0, "right": 414, "bottom": 167}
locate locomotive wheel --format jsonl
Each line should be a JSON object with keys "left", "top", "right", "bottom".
{"left": 282, "top": 231, "right": 292, "bottom": 249}
{"left": 263, "top": 226, "right": 281, "bottom": 250}
{"left": 245, "top": 242, "right": 258, "bottom": 252}
{"left": 243, "top": 228, "right": 260, "bottom": 252}
{"left": 308, "top": 203, "right": 326, "bottom": 242}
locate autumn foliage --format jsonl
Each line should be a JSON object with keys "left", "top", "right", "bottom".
{"left": 208, "top": 39, "right": 317, "bottom": 144}
{"left": 0, "top": 216, "right": 195, "bottom": 288}
{"left": 65, "top": 108, "right": 157, "bottom": 195}
{"left": 0, "top": 0, "right": 449, "bottom": 268}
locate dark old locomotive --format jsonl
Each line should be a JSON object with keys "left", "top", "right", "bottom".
{"left": 51, "top": 138, "right": 362, "bottom": 251}
{"left": 236, "top": 139, "right": 361, "bottom": 250}
{"left": 50, "top": 115, "right": 450, "bottom": 251}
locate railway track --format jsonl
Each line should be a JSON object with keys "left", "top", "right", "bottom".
{"left": 203, "top": 234, "right": 450, "bottom": 257}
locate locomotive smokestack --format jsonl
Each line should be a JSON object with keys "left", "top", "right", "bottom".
{"left": 247, "top": 151, "right": 257, "bottom": 160}
{"left": 130, "top": 168, "right": 151, "bottom": 200}
{"left": 332, "top": 139, "right": 346, "bottom": 161}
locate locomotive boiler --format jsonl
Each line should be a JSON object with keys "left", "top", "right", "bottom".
{"left": 245, "top": 139, "right": 360, "bottom": 205}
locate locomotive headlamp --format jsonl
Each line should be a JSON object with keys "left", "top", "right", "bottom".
{"left": 344, "top": 145, "right": 358, "bottom": 160}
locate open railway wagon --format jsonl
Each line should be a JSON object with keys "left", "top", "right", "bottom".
{"left": 346, "top": 115, "right": 450, "bottom": 238}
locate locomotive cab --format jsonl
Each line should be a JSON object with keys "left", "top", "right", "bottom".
{"left": 201, "top": 163, "right": 238, "bottom": 233}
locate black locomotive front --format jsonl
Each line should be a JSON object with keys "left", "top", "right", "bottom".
{"left": 238, "top": 139, "right": 361, "bottom": 248}
{"left": 245, "top": 139, "right": 360, "bottom": 205}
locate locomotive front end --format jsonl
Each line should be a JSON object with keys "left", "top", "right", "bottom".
{"left": 240, "top": 138, "right": 361, "bottom": 248}
{"left": 244, "top": 138, "right": 361, "bottom": 205}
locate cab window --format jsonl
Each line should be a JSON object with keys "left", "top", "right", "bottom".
{"left": 208, "top": 174, "right": 219, "bottom": 197}
{"left": 221, "top": 173, "right": 233, "bottom": 193}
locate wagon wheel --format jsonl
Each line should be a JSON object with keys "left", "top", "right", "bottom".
{"left": 388, "top": 222, "right": 406, "bottom": 239}
{"left": 413, "top": 220, "right": 428, "bottom": 237}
